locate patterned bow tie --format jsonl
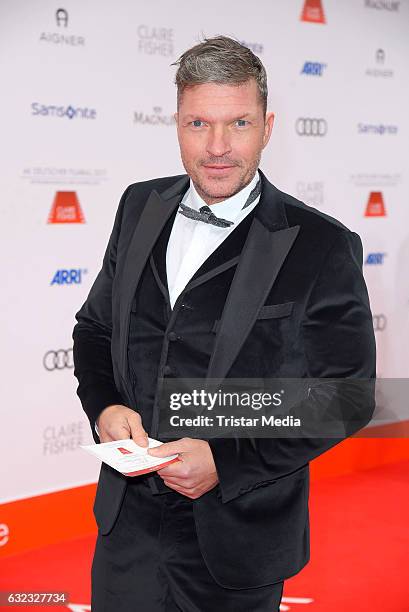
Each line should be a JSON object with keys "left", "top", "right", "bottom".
{"left": 178, "top": 179, "right": 262, "bottom": 228}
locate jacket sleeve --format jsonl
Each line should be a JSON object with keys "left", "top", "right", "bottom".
{"left": 208, "top": 230, "right": 376, "bottom": 503}
{"left": 72, "top": 186, "right": 132, "bottom": 442}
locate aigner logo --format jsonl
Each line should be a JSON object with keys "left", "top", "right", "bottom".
{"left": 301, "top": 61, "right": 327, "bottom": 76}
{"left": 48, "top": 191, "right": 85, "bottom": 224}
{"left": 300, "top": 0, "right": 326, "bottom": 23}
{"left": 43, "top": 349, "right": 74, "bottom": 371}
{"left": 56, "top": 8, "right": 68, "bottom": 27}
{"left": 296, "top": 118, "right": 327, "bottom": 136}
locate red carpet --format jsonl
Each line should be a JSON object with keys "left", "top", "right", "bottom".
{"left": 1, "top": 460, "right": 408, "bottom": 611}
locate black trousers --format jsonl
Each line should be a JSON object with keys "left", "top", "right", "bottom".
{"left": 92, "top": 477, "right": 284, "bottom": 611}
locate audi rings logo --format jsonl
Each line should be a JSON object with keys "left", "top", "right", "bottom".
{"left": 296, "top": 118, "right": 327, "bottom": 136}
{"left": 373, "top": 314, "right": 387, "bottom": 332}
{"left": 43, "top": 348, "right": 73, "bottom": 371}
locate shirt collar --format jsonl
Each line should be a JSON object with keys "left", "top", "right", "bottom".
{"left": 186, "top": 170, "right": 260, "bottom": 222}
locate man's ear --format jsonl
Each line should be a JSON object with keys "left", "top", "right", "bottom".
{"left": 262, "top": 112, "right": 275, "bottom": 148}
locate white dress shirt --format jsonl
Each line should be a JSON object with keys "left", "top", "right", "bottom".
{"left": 166, "top": 170, "right": 261, "bottom": 309}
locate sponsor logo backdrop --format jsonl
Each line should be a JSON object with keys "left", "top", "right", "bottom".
{"left": 0, "top": 0, "right": 408, "bottom": 504}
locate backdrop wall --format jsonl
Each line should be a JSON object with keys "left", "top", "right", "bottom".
{"left": 1, "top": 0, "right": 408, "bottom": 509}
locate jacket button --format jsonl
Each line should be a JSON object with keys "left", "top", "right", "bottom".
{"left": 168, "top": 332, "right": 178, "bottom": 341}
{"left": 163, "top": 365, "right": 173, "bottom": 376}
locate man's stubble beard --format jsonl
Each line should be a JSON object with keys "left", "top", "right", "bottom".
{"left": 181, "top": 153, "right": 261, "bottom": 205}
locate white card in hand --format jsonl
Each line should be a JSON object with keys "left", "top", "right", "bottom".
{"left": 81, "top": 437, "right": 179, "bottom": 476}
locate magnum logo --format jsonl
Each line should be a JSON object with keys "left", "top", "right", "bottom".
{"left": 365, "top": 192, "right": 386, "bottom": 217}
{"left": 48, "top": 191, "right": 85, "bottom": 223}
{"left": 300, "top": 0, "right": 326, "bottom": 23}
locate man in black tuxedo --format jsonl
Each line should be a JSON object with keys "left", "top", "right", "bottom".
{"left": 73, "top": 36, "right": 376, "bottom": 612}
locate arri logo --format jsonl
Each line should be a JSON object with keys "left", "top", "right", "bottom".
{"left": 365, "top": 252, "right": 387, "bottom": 265}
{"left": 365, "top": 192, "right": 386, "bottom": 217}
{"left": 32, "top": 103, "right": 96, "bottom": 119}
{"left": 296, "top": 118, "right": 327, "bottom": 136}
{"left": 301, "top": 61, "right": 327, "bottom": 76}
{"left": 300, "top": 0, "right": 326, "bottom": 23}
{"left": 51, "top": 268, "right": 88, "bottom": 285}
{"left": 48, "top": 192, "right": 85, "bottom": 224}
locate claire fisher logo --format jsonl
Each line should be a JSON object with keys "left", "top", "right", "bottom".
{"left": 137, "top": 25, "right": 173, "bottom": 56}
{"left": 134, "top": 106, "right": 175, "bottom": 126}
{"left": 48, "top": 191, "right": 85, "bottom": 224}
{"left": 300, "top": 0, "right": 326, "bottom": 23}
{"left": 365, "top": 192, "right": 386, "bottom": 217}
{"left": 43, "top": 421, "right": 86, "bottom": 455}
{"left": 40, "top": 8, "right": 85, "bottom": 46}
{"left": 297, "top": 181, "right": 324, "bottom": 207}
{"left": 31, "top": 103, "right": 96, "bottom": 119}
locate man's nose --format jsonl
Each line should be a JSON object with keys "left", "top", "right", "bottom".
{"left": 206, "top": 126, "right": 232, "bottom": 158}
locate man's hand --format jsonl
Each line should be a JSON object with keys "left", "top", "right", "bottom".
{"left": 96, "top": 404, "right": 148, "bottom": 447}
{"left": 148, "top": 438, "right": 219, "bottom": 499}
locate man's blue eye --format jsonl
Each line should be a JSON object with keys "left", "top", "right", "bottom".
{"left": 192, "top": 120, "right": 203, "bottom": 127}
{"left": 236, "top": 119, "right": 247, "bottom": 127}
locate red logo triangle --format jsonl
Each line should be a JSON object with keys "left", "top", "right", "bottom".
{"left": 365, "top": 192, "right": 386, "bottom": 217}
{"left": 117, "top": 447, "right": 133, "bottom": 455}
{"left": 47, "top": 191, "right": 85, "bottom": 224}
{"left": 300, "top": 0, "right": 326, "bottom": 24}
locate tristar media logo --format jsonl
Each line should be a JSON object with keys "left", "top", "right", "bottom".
{"left": 300, "top": 0, "right": 326, "bottom": 23}
{"left": 365, "top": 192, "right": 386, "bottom": 217}
{"left": 365, "top": 252, "right": 387, "bottom": 265}
{"left": 51, "top": 268, "right": 88, "bottom": 285}
{"left": 301, "top": 61, "right": 327, "bottom": 76}
{"left": 365, "top": 0, "right": 400, "bottom": 11}
{"left": 48, "top": 192, "right": 85, "bottom": 224}
{"left": 32, "top": 103, "right": 96, "bottom": 119}
{"left": 40, "top": 8, "right": 85, "bottom": 46}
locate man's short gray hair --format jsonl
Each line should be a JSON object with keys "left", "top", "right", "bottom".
{"left": 172, "top": 35, "right": 268, "bottom": 114}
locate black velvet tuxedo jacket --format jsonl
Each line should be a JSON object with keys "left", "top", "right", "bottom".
{"left": 73, "top": 169, "right": 376, "bottom": 589}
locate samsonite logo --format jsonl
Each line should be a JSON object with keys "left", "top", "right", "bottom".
{"left": 301, "top": 61, "right": 327, "bottom": 76}
{"left": 300, "top": 0, "right": 326, "bottom": 23}
{"left": 47, "top": 191, "right": 85, "bottom": 223}
{"left": 51, "top": 269, "right": 88, "bottom": 285}
{"left": 365, "top": 253, "right": 387, "bottom": 265}
{"left": 365, "top": 192, "right": 386, "bottom": 217}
